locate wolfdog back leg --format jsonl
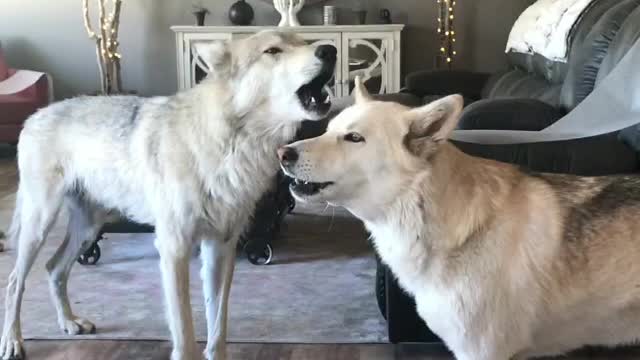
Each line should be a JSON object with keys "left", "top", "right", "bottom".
{"left": 1, "top": 177, "right": 65, "bottom": 360}
{"left": 200, "top": 238, "right": 237, "bottom": 360}
{"left": 155, "top": 220, "right": 198, "bottom": 360}
{"left": 45, "top": 195, "right": 106, "bottom": 336}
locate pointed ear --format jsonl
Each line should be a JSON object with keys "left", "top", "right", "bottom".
{"left": 403, "top": 95, "right": 464, "bottom": 156}
{"left": 193, "top": 40, "right": 230, "bottom": 72}
{"left": 353, "top": 76, "right": 373, "bottom": 104}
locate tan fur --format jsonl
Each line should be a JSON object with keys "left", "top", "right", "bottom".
{"left": 281, "top": 79, "right": 640, "bottom": 359}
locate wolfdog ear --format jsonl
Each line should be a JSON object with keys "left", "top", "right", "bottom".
{"left": 403, "top": 95, "right": 464, "bottom": 157}
{"left": 353, "top": 76, "right": 373, "bottom": 104}
{"left": 193, "top": 41, "right": 231, "bottom": 73}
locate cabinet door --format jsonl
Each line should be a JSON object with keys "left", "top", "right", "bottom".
{"left": 183, "top": 33, "right": 233, "bottom": 89}
{"left": 341, "top": 32, "right": 395, "bottom": 96}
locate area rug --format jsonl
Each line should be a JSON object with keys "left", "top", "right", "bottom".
{"left": 0, "top": 193, "right": 388, "bottom": 343}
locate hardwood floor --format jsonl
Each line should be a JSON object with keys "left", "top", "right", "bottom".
{"left": 21, "top": 340, "right": 640, "bottom": 360}
{"left": 23, "top": 341, "right": 442, "bottom": 360}
{"left": 3, "top": 154, "right": 640, "bottom": 359}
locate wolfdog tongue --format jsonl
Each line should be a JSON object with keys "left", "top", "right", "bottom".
{"left": 297, "top": 182, "right": 317, "bottom": 194}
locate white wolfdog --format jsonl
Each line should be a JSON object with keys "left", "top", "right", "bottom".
{"left": 0, "top": 31, "right": 336, "bottom": 360}
{"left": 280, "top": 78, "right": 640, "bottom": 359}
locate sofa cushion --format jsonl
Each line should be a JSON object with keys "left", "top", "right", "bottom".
{"left": 481, "top": 69, "right": 562, "bottom": 107}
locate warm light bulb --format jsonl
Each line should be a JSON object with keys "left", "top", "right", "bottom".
{"left": 453, "top": 51, "right": 457, "bottom": 55}
{"left": 453, "top": 38, "right": 456, "bottom": 42}
{"left": 449, "top": 7, "right": 453, "bottom": 11}
{"left": 437, "top": 28, "right": 441, "bottom": 33}
{"left": 445, "top": 31, "right": 450, "bottom": 35}
{"left": 441, "top": 47, "right": 445, "bottom": 52}
{"left": 450, "top": 15, "right": 454, "bottom": 19}
{"left": 447, "top": 57, "right": 451, "bottom": 62}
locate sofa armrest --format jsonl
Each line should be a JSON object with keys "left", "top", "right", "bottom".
{"left": 453, "top": 134, "right": 638, "bottom": 176}
{"left": 405, "top": 70, "right": 490, "bottom": 100}
{"left": 458, "top": 98, "right": 565, "bottom": 131}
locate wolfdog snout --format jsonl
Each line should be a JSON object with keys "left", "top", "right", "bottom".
{"left": 315, "top": 45, "right": 337, "bottom": 62}
{"left": 277, "top": 146, "right": 298, "bottom": 167}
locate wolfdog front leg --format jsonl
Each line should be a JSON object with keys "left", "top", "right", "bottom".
{"left": 155, "top": 222, "right": 198, "bottom": 360}
{"left": 200, "top": 238, "right": 237, "bottom": 360}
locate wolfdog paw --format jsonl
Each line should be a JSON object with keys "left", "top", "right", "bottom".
{"left": 204, "top": 343, "right": 227, "bottom": 360}
{"left": 171, "top": 348, "right": 201, "bottom": 360}
{"left": 0, "top": 333, "right": 25, "bottom": 360}
{"left": 60, "top": 317, "right": 96, "bottom": 335}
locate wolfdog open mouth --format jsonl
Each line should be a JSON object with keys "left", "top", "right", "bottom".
{"left": 297, "top": 69, "right": 333, "bottom": 115}
{"left": 290, "top": 177, "right": 334, "bottom": 196}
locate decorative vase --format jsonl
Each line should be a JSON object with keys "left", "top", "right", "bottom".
{"left": 194, "top": 10, "right": 208, "bottom": 26}
{"left": 380, "top": 9, "right": 391, "bottom": 24}
{"left": 274, "top": 0, "right": 305, "bottom": 27}
{"left": 229, "top": 0, "right": 255, "bottom": 26}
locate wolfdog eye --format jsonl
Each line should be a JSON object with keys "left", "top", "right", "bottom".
{"left": 344, "top": 132, "right": 365, "bottom": 143}
{"left": 264, "top": 47, "right": 283, "bottom": 55}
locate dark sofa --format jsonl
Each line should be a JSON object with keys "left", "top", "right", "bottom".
{"left": 373, "top": 0, "right": 640, "bottom": 344}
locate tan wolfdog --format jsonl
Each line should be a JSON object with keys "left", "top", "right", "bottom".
{"left": 279, "top": 77, "right": 640, "bottom": 360}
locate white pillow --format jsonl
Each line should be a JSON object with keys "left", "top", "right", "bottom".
{"left": 505, "top": 0, "right": 596, "bottom": 62}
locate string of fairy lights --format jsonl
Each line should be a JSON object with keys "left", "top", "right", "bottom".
{"left": 82, "top": 0, "right": 122, "bottom": 60}
{"left": 436, "top": 0, "right": 457, "bottom": 68}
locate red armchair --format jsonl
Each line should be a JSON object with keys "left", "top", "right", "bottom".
{"left": 0, "top": 42, "right": 52, "bottom": 144}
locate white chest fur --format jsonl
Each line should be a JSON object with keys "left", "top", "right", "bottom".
{"left": 365, "top": 220, "right": 469, "bottom": 352}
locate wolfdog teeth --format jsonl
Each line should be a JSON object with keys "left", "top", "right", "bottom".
{"left": 324, "top": 96, "right": 330, "bottom": 103}
{"left": 311, "top": 97, "right": 317, "bottom": 104}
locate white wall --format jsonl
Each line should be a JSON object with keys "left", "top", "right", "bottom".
{"left": 0, "top": 0, "right": 530, "bottom": 99}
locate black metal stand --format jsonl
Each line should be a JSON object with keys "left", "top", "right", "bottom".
{"left": 77, "top": 172, "right": 295, "bottom": 266}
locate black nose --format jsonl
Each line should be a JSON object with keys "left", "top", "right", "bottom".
{"left": 278, "top": 146, "right": 299, "bottom": 166}
{"left": 315, "top": 45, "right": 337, "bottom": 62}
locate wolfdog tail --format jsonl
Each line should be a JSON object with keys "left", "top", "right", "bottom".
{"left": 6, "top": 185, "right": 23, "bottom": 251}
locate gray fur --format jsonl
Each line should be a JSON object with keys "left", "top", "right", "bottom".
{"left": 1, "top": 30, "right": 333, "bottom": 360}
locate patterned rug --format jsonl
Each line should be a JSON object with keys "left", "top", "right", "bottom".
{"left": 0, "top": 193, "right": 387, "bottom": 343}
